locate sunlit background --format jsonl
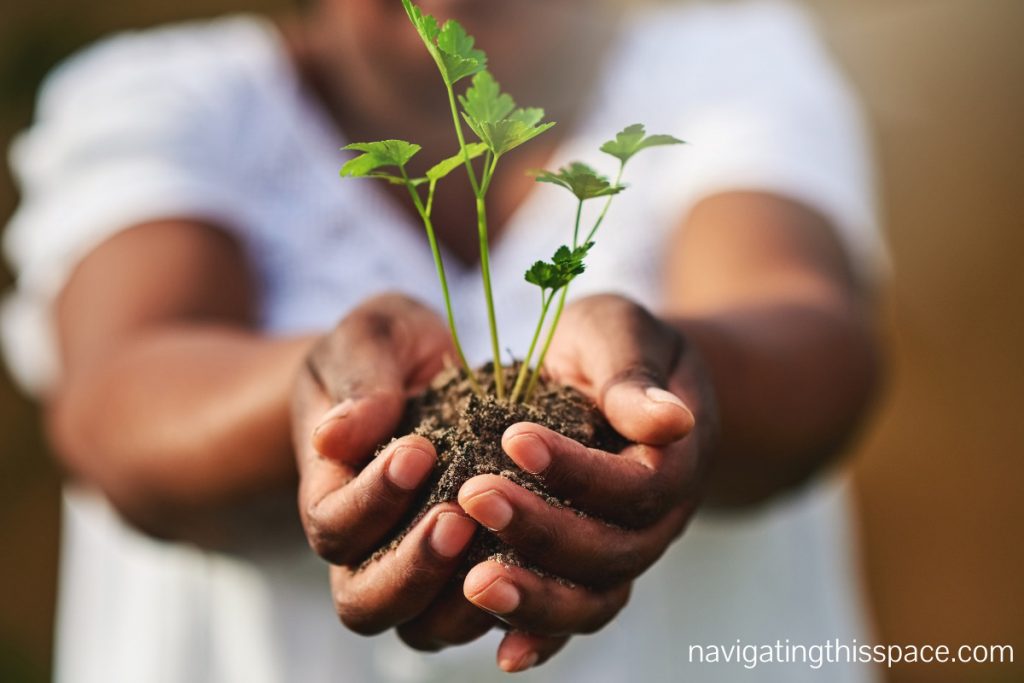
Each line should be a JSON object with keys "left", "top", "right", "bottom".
{"left": 0, "top": 1, "right": 1021, "bottom": 681}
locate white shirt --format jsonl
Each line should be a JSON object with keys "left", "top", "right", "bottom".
{"left": 2, "top": 3, "right": 885, "bottom": 681}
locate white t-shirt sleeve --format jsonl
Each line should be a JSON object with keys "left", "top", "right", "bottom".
{"left": 2, "top": 24, "right": 258, "bottom": 395}
{"left": 650, "top": 1, "right": 887, "bottom": 283}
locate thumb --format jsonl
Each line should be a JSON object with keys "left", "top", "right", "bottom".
{"left": 308, "top": 294, "right": 452, "bottom": 464}
{"left": 548, "top": 295, "right": 695, "bottom": 445}
{"left": 601, "top": 370, "right": 695, "bottom": 446}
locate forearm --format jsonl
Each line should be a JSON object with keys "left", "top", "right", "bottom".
{"left": 48, "top": 325, "right": 317, "bottom": 543}
{"left": 671, "top": 297, "right": 881, "bottom": 507}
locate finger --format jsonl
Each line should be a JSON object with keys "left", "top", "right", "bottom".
{"left": 397, "top": 582, "right": 498, "bottom": 652}
{"left": 464, "top": 560, "right": 631, "bottom": 636}
{"left": 301, "top": 435, "right": 437, "bottom": 565}
{"left": 545, "top": 295, "right": 694, "bottom": 445}
{"left": 331, "top": 503, "right": 477, "bottom": 636}
{"left": 497, "top": 632, "right": 570, "bottom": 673}
{"left": 309, "top": 293, "right": 454, "bottom": 465}
{"left": 459, "top": 475, "right": 693, "bottom": 587}
{"left": 502, "top": 423, "right": 701, "bottom": 527}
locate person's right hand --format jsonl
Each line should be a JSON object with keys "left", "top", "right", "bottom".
{"left": 291, "top": 293, "right": 497, "bottom": 650}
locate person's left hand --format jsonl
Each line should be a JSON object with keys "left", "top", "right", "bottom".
{"left": 452, "top": 294, "right": 717, "bottom": 672}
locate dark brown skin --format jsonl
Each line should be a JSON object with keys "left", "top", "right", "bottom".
{"left": 46, "top": 0, "right": 881, "bottom": 674}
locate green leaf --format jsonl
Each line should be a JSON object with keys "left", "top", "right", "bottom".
{"left": 459, "top": 71, "right": 515, "bottom": 129}
{"left": 425, "top": 143, "right": 488, "bottom": 183}
{"left": 436, "top": 21, "right": 487, "bottom": 84}
{"left": 401, "top": 0, "right": 486, "bottom": 85}
{"left": 524, "top": 260, "right": 558, "bottom": 289}
{"left": 459, "top": 71, "right": 555, "bottom": 156}
{"left": 533, "top": 162, "right": 626, "bottom": 201}
{"left": 340, "top": 140, "right": 421, "bottom": 177}
{"left": 600, "top": 123, "right": 685, "bottom": 165}
{"left": 524, "top": 242, "right": 592, "bottom": 291}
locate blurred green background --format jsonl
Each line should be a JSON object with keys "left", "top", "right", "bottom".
{"left": 0, "top": 1, "right": 1021, "bottom": 682}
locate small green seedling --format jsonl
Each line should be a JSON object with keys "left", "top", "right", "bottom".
{"left": 339, "top": 1, "right": 684, "bottom": 404}
{"left": 513, "top": 128, "right": 684, "bottom": 401}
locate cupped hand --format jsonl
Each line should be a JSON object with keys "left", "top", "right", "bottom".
{"left": 457, "top": 294, "right": 717, "bottom": 672}
{"left": 291, "top": 293, "right": 498, "bottom": 649}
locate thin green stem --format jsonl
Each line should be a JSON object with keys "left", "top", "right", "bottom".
{"left": 524, "top": 166, "right": 628, "bottom": 402}
{"left": 584, "top": 164, "right": 625, "bottom": 245}
{"left": 480, "top": 152, "right": 500, "bottom": 196}
{"left": 476, "top": 194, "right": 505, "bottom": 399}
{"left": 510, "top": 289, "right": 553, "bottom": 403}
{"left": 572, "top": 199, "right": 584, "bottom": 248}
{"left": 524, "top": 285, "right": 568, "bottom": 402}
{"left": 426, "top": 181, "right": 437, "bottom": 217}
{"left": 445, "top": 84, "right": 481, "bottom": 196}
{"left": 400, "top": 167, "right": 481, "bottom": 395}
{"left": 443, "top": 81, "right": 505, "bottom": 398}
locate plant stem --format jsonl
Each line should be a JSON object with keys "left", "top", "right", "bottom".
{"left": 445, "top": 85, "right": 481, "bottom": 196}
{"left": 510, "top": 289, "right": 553, "bottom": 403}
{"left": 584, "top": 163, "right": 625, "bottom": 244}
{"left": 444, "top": 81, "right": 505, "bottom": 399}
{"left": 476, "top": 194, "right": 505, "bottom": 400}
{"left": 400, "top": 168, "right": 481, "bottom": 394}
{"left": 523, "top": 284, "right": 567, "bottom": 401}
{"left": 523, "top": 167, "right": 626, "bottom": 402}
{"left": 572, "top": 199, "right": 584, "bottom": 248}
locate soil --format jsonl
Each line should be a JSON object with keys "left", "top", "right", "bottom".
{"left": 363, "top": 363, "right": 627, "bottom": 573}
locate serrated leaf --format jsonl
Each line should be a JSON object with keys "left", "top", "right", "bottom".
{"left": 401, "top": 0, "right": 439, "bottom": 43}
{"left": 401, "top": 0, "right": 486, "bottom": 85}
{"left": 436, "top": 21, "right": 487, "bottom": 84}
{"left": 340, "top": 140, "right": 421, "bottom": 178}
{"left": 533, "top": 162, "right": 626, "bottom": 201}
{"left": 459, "top": 71, "right": 554, "bottom": 156}
{"left": 525, "top": 260, "right": 557, "bottom": 289}
{"left": 524, "top": 243, "right": 592, "bottom": 291}
{"left": 459, "top": 71, "right": 515, "bottom": 128}
{"left": 425, "top": 143, "right": 488, "bottom": 183}
{"left": 600, "top": 123, "right": 685, "bottom": 165}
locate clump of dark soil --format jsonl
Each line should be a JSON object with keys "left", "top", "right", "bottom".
{"left": 365, "top": 363, "right": 627, "bottom": 572}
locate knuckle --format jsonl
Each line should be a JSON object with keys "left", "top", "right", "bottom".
{"left": 333, "top": 592, "right": 385, "bottom": 636}
{"left": 352, "top": 477, "right": 404, "bottom": 518}
{"left": 304, "top": 511, "right": 345, "bottom": 564}
{"left": 627, "top": 490, "right": 668, "bottom": 528}
{"left": 513, "top": 515, "right": 560, "bottom": 561}
{"left": 579, "top": 585, "right": 631, "bottom": 634}
{"left": 397, "top": 625, "right": 444, "bottom": 652}
{"left": 604, "top": 547, "right": 645, "bottom": 585}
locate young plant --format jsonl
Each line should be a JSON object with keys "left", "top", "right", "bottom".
{"left": 338, "top": 2, "right": 685, "bottom": 407}
{"left": 519, "top": 124, "right": 684, "bottom": 401}
{"left": 340, "top": 139, "right": 488, "bottom": 393}
{"left": 399, "top": 0, "right": 554, "bottom": 401}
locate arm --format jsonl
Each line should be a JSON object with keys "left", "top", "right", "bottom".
{"left": 47, "top": 219, "right": 316, "bottom": 546}
{"left": 666, "top": 191, "right": 881, "bottom": 506}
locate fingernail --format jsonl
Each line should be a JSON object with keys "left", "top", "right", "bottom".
{"left": 515, "top": 652, "right": 539, "bottom": 672}
{"left": 462, "top": 490, "right": 514, "bottom": 531}
{"left": 645, "top": 387, "right": 695, "bottom": 421}
{"left": 313, "top": 399, "right": 355, "bottom": 436}
{"left": 430, "top": 512, "right": 476, "bottom": 558}
{"left": 387, "top": 446, "right": 434, "bottom": 490}
{"left": 508, "top": 433, "right": 550, "bottom": 474}
{"left": 470, "top": 577, "right": 520, "bottom": 614}
{"left": 645, "top": 387, "right": 686, "bottom": 408}
{"left": 500, "top": 651, "right": 538, "bottom": 673}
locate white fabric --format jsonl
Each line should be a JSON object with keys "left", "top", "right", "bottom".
{"left": 2, "top": 3, "right": 885, "bottom": 681}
